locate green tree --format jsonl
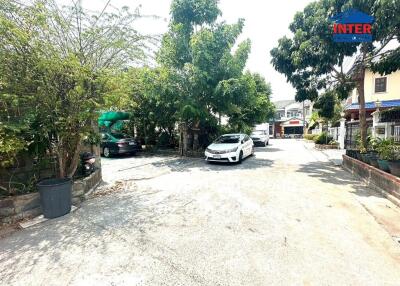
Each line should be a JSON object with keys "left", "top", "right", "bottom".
{"left": 314, "top": 92, "right": 336, "bottom": 121}
{"left": 158, "top": 0, "right": 273, "bottom": 154}
{"left": 270, "top": 0, "right": 400, "bottom": 149}
{"left": 129, "top": 67, "right": 181, "bottom": 146}
{"left": 0, "top": 0, "right": 152, "bottom": 178}
{"left": 216, "top": 72, "right": 274, "bottom": 132}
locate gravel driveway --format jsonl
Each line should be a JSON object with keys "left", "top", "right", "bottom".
{"left": 1, "top": 139, "right": 400, "bottom": 285}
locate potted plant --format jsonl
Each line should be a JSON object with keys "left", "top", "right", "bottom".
{"left": 387, "top": 143, "right": 400, "bottom": 177}
{"left": 365, "top": 137, "right": 380, "bottom": 168}
{"left": 355, "top": 131, "right": 376, "bottom": 163}
{"left": 376, "top": 139, "right": 394, "bottom": 173}
{"left": 359, "top": 147, "right": 368, "bottom": 163}
{"left": 346, "top": 149, "right": 356, "bottom": 158}
{"left": 366, "top": 150, "right": 379, "bottom": 168}
{"left": 354, "top": 149, "right": 361, "bottom": 161}
{"left": 33, "top": 57, "right": 101, "bottom": 218}
{"left": 1, "top": 1, "right": 148, "bottom": 218}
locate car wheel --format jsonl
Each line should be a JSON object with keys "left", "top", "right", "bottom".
{"left": 265, "top": 141, "right": 268, "bottom": 146}
{"left": 251, "top": 146, "right": 255, "bottom": 156}
{"left": 238, "top": 151, "right": 243, "bottom": 164}
{"left": 103, "top": 147, "right": 111, "bottom": 158}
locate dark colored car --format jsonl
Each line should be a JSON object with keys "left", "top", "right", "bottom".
{"left": 100, "top": 132, "right": 141, "bottom": 158}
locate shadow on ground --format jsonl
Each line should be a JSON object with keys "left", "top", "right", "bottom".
{"left": 101, "top": 151, "right": 164, "bottom": 161}
{"left": 146, "top": 153, "right": 275, "bottom": 172}
{"left": 253, "top": 147, "right": 281, "bottom": 153}
{"left": 0, "top": 184, "right": 174, "bottom": 283}
{"left": 296, "top": 161, "right": 386, "bottom": 200}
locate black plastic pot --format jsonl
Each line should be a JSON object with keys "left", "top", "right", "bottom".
{"left": 388, "top": 161, "right": 400, "bottom": 177}
{"left": 354, "top": 151, "right": 361, "bottom": 161}
{"left": 360, "top": 153, "right": 368, "bottom": 163}
{"left": 364, "top": 152, "right": 377, "bottom": 165}
{"left": 38, "top": 178, "right": 72, "bottom": 219}
{"left": 377, "top": 159, "right": 390, "bottom": 173}
{"left": 346, "top": 149, "right": 356, "bottom": 158}
{"left": 367, "top": 155, "right": 380, "bottom": 168}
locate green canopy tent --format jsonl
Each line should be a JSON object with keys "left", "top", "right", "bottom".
{"left": 98, "top": 111, "right": 131, "bottom": 131}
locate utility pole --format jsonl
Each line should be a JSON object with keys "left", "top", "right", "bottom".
{"left": 302, "top": 101, "right": 306, "bottom": 136}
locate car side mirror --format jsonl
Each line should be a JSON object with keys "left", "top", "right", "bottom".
{"left": 241, "top": 140, "right": 244, "bottom": 144}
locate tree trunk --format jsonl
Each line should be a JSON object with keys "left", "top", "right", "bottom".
{"left": 143, "top": 120, "right": 148, "bottom": 147}
{"left": 193, "top": 132, "right": 199, "bottom": 151}
{"left": 55, "top": 134, "right": 82, "bottom": 179}
{"left": 58, "top": 157, "right": 65, "bottom": 178}
{"left": 179, "top": 122, "right": 188, "bottom": 156}
{"left": 57, "top": 138, "right": 66, "bottom": 178}
{"left": 357, "top": 67, "right": 367, "bottom": 150}
{"left": 66, "top": 137, "right": 82, "bottom": 178}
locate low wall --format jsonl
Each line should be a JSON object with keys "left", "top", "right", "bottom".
{"left": 0, "top": 169, "right": 102, "bottom": 224}
{"left": 0, "top": 145, "right": 101, "bottom": 196}
{"left": 315, "top": 144, "right": 339, "bottom": 150}
{"left": 342, "top": 155, "right": 400, "bottom": 205}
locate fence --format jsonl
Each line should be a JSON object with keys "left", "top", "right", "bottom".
{"left": 391, "top": 124, "right": 400, "bottom": 142}
{"left": 345, "top": 123, "right": 359, "bottom": 149}
{"left": 394, "top": 126, "right": 400, "bottom": 142}
{"left": 311, "top": 128, "right": 322, "bottom": 135}
{"left": 328, "top": 127, "right": 339, "bottom": 141}
{"left": 344, "top": 121, "right": 374, "bottom": 149}
{"left": 343, "top": 120, "right": 399, "bottom": 149}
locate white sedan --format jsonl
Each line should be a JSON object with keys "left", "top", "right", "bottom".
{"left": 205, "top": 133, "right": 254, "bottom": 163}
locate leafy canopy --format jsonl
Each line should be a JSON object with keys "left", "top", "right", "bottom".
{"left": 156, "top": 0, "right": 274, "bottom": 136}
{"left": 270, "top": 0, "right": 400, "bottom": 102}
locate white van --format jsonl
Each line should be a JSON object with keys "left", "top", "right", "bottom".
{"left": 250, "top": 123, "right": 270, "bottom": 146}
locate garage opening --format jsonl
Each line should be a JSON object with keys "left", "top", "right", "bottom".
{"left": 284, "top": 126, "right": 303, "bottom": 135}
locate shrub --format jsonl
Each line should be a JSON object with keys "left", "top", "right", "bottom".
{"left": 0, "top": 124, "right": 26, "bottom": 168}
{"left": 376, "top": 138, "right": 399, "bottom": 160}
{"left": 328, "top": 139, "right": 339, "bottom": 146}
{"left": 304, "top": 134, "right": 318, "bottom": 141}
{"left": 314, "top": 132, "right": 333, "bottom": 145}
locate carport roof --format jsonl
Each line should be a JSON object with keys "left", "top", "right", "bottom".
{"left": 345, "top": 99, "right": 400, "bottom": 110}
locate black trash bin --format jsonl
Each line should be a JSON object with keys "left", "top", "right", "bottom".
{"left": 38, "top": 178, "right": 72, "bottom": 219}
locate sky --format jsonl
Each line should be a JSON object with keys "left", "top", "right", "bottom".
{"left": 65, "top": 0, "right": 315, "bottom": 102}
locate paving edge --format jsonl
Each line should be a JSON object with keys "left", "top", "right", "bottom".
{"left": 342, "top": 164, "right": 400, "bottom": 208}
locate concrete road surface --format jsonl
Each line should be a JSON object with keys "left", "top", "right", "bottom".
{"left": 1, "top": 139, "right": 400, "bottom": 286}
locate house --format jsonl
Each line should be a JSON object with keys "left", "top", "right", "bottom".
{"left": 344, "top": 69, "right": 400, "bottom": 145}
{"left": 271, "top": 100, "right": 313, "bottom": 138}
{"left": 345, "top": 69, "right": 400, "bottom": 119}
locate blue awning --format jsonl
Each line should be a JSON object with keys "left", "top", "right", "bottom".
{"left": 345, "top": 99, "right": 400, "bottom": 110}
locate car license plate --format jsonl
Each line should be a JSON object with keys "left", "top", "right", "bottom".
{"left": 213, "top": 154, "right": 221, "bottom": 159}
{"left": 129, "top": 142, "right": 135, "bottom": 145}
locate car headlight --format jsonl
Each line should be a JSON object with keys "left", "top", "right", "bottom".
{"left": 226, "top": 147, "right": 238, "bottom": 153}
{"left": 206, "top": 148, "right": 212, "bottom": 153}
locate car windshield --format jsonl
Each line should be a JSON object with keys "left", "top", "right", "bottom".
{"left": 214, "top": 135, "right": 240, "bottom": 144}
{"left": 251, "top": 131, "right": 264, "bottom": 136}
{"left": 111, "top": 133, "right": 129, "bottom": 139}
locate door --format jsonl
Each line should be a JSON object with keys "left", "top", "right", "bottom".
{"left": 101, "top": 133, "right": 109, "bottom": 149}
{"left": 264, "top": 130, "right": 269, "bottom": 144}
{"left": 243, "top": 135, "right": 252, "bottom": 156}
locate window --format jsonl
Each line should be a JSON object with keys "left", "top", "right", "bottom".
{"left": 275, "top": 111, "right": 284, "bottom": 119}
{"left": 375, "top": 77, "right": 387, "bottom": 93}
{"left": 111, "top": 133, "right": 129, "bottom": 139}
{"left": 215, "top": 135, "right": 240, "bottom": 144}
